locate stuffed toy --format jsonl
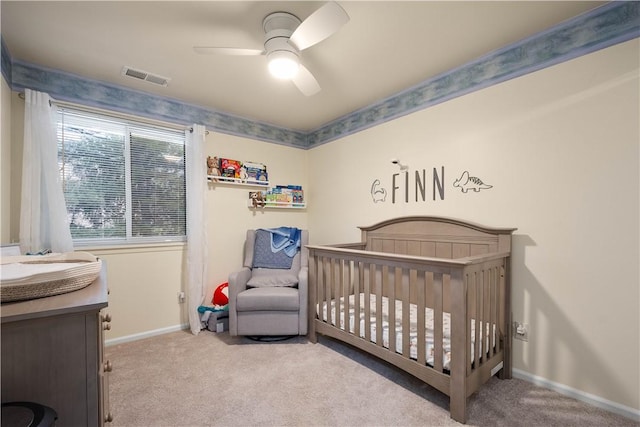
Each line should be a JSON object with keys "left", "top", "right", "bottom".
{"left": 250, "top": 191, "right": 266, "bottom": 208}
{"left": 211, "top": 282, "right": 229, "bottom": 310}
{"left": 207, "top": 156, "right": 221, "bottom": 177}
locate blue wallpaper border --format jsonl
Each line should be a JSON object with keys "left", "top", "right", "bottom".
{"left": 307, "top": 1, "right": 640, "bottom": 147}
{"left": 8, "top": 60, "right": 308, "bottom": 149}
{"left": 1, "top": 38, "right": 11, "bottom": 85}
{"left": 2, "top": 1, "right": 638, "bottom": 149}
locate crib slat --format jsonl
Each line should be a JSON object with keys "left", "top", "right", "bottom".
{"left": 400, "top": 267, "right": 410, "bottom": 357}
{"left": 481, "top": 268, "right": 487, "bottom": 356}
{"left": 490, "top": 267, "right": 495, "bottom": 355}
{"left": 491, "top": 267, "right": 498, "bottom": 353}
{"left": 414, "top": 269, "right": 426, "bottom": 365}
{"left": 502, "top": 262, "right": 512, "bottom": 378}
{"left": 313, "top": 256, "right": 320, "bottom": 322}
{"left": 376, "top": 265, "right": 396, "bottom": 352}
{"left": 379, "top": 265, "right": 388, "bottom": 350}
{"left": 354, "top": 261, "right": 362, "bottom": 338}
{"left": 314, "top": 256, "right": 326, "bottom": 322}
{"left": 466, "top": 272, "right": 473, "bottom": 377}
{"left": 496, "top": 269, "right": 505, "bottom": 351}
{"left": 332, "top": 259, "right": 340, "bottom": 327}
{"left": 482, "top": 268, "right": 492, "bottom": 361}
{"left": 309, "top": 251, "right": 318, "bottom": 340}
{"left": 365, "top": 264, "right": 373, "bottom": 342}
{"left": 497, "top": 265, "right": 505, "bottom": 353}
{"left": 316, "top": 256, "right": 323, "bottom": 322}
{"left": 325, "top": 258, "right": 332, "bottom": 324}
{"left": 483, "top": 268, "right": 491, "bottom": 359}
{"left": 433, "top": 272, "right": 443, "bottom": 373}
{"left": 388, "top": 266, "right": 396, "bottom": 353}
{"left": 348, "top": 261, "right": 353, "bottom": 331}
{"left": 341, "top": 259, "right": 348, "bottom": 331}
{"left": 474, "top": 271, "right": 482, "bottom": 370}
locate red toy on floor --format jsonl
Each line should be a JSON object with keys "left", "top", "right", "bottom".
{"left": 212, "top": 282, "right": 229, "bottom": 310}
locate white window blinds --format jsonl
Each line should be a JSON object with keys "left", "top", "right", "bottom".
{"left": 57, "top": 108, "right": 186, "bottom": 244}
{"left": 129, "top": 126, "right": 186, "bottom": 238}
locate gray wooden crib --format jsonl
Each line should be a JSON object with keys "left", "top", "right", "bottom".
{"left": 306, "top": 216, "right": 516, "bottom": 423}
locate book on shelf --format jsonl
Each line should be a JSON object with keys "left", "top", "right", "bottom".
{"left": 249, "top": 185, "right": 305, "bottom": 207}
{"left": 219, "top": 158, "right": 242, "bottom": 182}
{"left": 242, "top": 161, "right": 268, "bottom": 184}
{"left": 274, "top": 185, "right": 304, "bottom": 205}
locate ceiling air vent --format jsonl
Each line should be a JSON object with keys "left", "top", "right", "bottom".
{"left": 121, "top": 66, "right": 170, "bottom": 87}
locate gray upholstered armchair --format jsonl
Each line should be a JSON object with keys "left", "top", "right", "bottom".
{"left": 229, "top": 229, "right": 308, "bottom": 337}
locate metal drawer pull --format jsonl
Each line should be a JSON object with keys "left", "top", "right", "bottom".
{"left": 104, "top": 360, "right": 113, "bottom": 372}
{"left": 105, "top": 412, "right": 114, "bottom": 422}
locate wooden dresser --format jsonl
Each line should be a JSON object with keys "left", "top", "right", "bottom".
{"left": 1, "top": 266, "right": 112, "bottom": 426}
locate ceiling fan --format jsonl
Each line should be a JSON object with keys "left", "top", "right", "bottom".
{"left": 194, "top": 2, "right": 349, "bottom": 96}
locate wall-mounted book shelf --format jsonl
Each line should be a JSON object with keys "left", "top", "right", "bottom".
{"left": 247, "top": 200, "right": 306, "bottom": 210}
{"left": 207, "top": 175, "right": 270, "bottom": 188}
{"left": 248, "top": 184, "right": 305, "bottom": 210}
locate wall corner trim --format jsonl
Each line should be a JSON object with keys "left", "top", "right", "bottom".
{"left": 1, "top": 36, "right": 12, "bottom": 85}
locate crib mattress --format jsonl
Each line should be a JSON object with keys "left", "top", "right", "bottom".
{"left": 319, "top": 294, "right": 493, "bottom": 371}
{"left": 1, "top": 252, "right": 102, "bottom": 303}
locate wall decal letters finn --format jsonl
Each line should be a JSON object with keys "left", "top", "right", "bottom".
{"left": 371, "top": 167, "right": 493, "bottom": 204}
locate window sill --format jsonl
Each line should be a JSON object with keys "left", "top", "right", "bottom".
{"left": 75, "top": 241, "right": 186, "bottom": 255}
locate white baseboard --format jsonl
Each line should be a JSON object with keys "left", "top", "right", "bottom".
{"left": 105, "top": 323, "right": 189, "bottom": 347}
{"left": 513, "top": 368, "right": 640, "bottom": 422}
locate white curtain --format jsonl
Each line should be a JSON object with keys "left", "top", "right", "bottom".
{"left": 185, "top": 124, "right": 208, "bottom": 335}
{"left": 20, "top": 89, "right": 73, "bottom": 254}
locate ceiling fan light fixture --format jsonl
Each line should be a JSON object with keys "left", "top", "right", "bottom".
{"left": 268, "top": 50, "right": 300, "bottom": 80}
{"left": 194, "top": 3, "right": 350, "bottom": 95}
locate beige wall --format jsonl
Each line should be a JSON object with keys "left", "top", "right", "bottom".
{"left": 203, "top": 132, "right": 308, "bottom": 295}
{"left": 89, "top": 244, "right": 186, "bottom": 339}
{"left": 4, "top": 101, "right": 309, "bottom": 341}
{"left": 308, "top": 39, "right": 639, "bottom": 411}
{"left": 100, "top": 132, "right": 309, "bottom": 340}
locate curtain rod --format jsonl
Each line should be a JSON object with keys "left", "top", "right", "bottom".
{"left": 189, "top": 127, "right": 210, "bottom": 135}
{"left": 17, "top": 91, "right": 51, "bottom": 106}
{"left": 17, "top": 91, "right": 209, "bottom": 135}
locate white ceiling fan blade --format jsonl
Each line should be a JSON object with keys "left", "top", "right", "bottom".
{"left": 289, "top": 2, "right": 349, "bottom": 51}
{"left": 292, "top": 65, "right": 321, "bottom": 96}
{"left": 194, "top": 47, "right": 265, "bottom": 56}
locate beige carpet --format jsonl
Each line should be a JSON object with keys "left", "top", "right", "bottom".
{"left": 105, "top": 330, "right": 637, "bottom": 427}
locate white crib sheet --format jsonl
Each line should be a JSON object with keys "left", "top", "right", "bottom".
{"left": 319, "top": 294, "right": 494, "bottom": 371}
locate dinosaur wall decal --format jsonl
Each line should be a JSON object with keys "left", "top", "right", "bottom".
{"left": 453, "top": 171, "right": 492, "bottom": 193}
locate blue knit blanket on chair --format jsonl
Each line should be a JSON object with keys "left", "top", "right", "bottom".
{"left": 252, "top": 227, "right": 301, "bottom": 269}
{"left": 266, "top": 227, "right": 301, "bottom": 257}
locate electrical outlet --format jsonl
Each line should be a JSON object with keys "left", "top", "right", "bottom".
{"left": 178, "top": 291, "right": 185, "bottom": 304}
{"left": 513, "top": 321, "right": 529, "bottom": 342}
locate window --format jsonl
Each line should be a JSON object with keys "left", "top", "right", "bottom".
{"left": 57, "top": 108, "right": 186, "bottom": 245}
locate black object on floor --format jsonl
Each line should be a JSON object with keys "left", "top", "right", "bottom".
{"left": 247, "top": 335, "right": 296, "bottom": 342}
{"left": 1, "top": 401, "right": 58, "bottom": 427}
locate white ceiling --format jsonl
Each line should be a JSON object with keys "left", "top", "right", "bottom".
{"left": 1, "top": 1, "right": 606, "bottom": 131}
